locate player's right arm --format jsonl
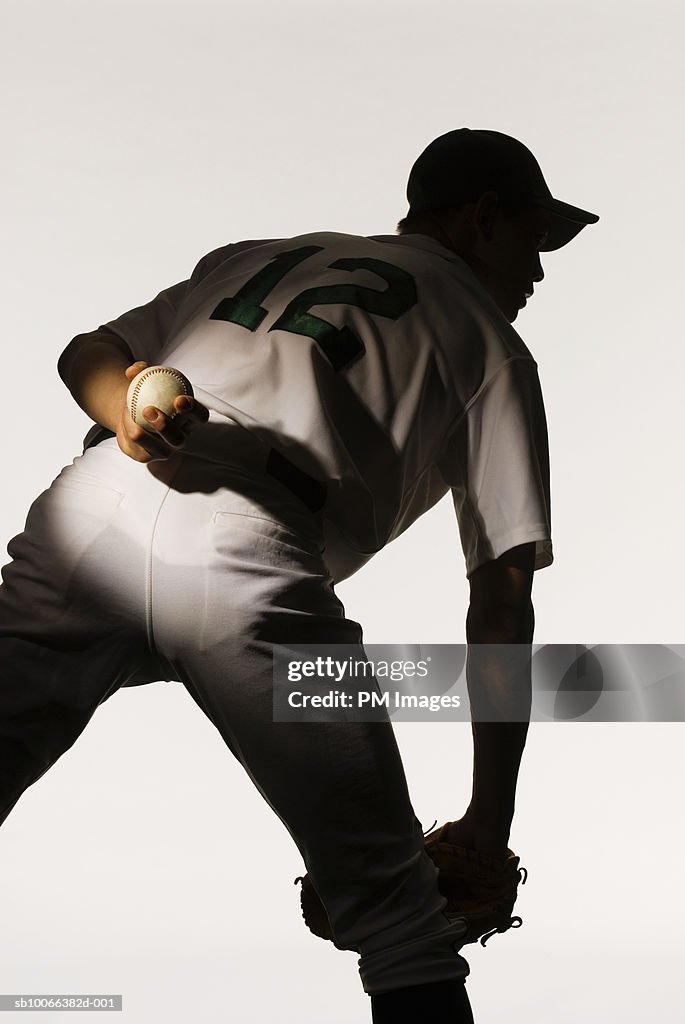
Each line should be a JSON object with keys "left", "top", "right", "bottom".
{"left": 57, "top": 241, "right": 280, "bottom": 461}
{"left": 57, "top": 330, "right": 208, "bottom": 462}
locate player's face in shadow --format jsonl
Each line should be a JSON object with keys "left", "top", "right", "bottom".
{"left": 482, "top": 204, "right": 550, "bottom": 323}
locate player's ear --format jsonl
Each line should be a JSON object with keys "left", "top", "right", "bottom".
{"left": 472, "top": 190, "right": 500, "bottom": 243}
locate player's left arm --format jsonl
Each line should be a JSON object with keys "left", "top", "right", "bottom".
{"left": 437, "top": 359, "right": 551, "bottom": 854}
{"left": 460, "top": 542, "right": 534, "bottom": 852}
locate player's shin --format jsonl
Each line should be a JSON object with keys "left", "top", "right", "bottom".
{"left": 371, "top": 979, "right": 474, "bottom": 1023}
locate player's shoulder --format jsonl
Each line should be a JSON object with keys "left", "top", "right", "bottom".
{"left": 284, "top": 229, "right": 466, "bottom": 265}
{"left": 187, "top": 230, "right": 458, "bottom": 278}
{"left": 287, "top": 232, "right": 532, "bottom": 353}
{"left": 188, "top": 238, "right": 284, "bottom": 285}
{"left": 186, "top": 233, "right": 368, "bottom": 287}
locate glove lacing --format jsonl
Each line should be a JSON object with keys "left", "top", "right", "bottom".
{"left": 423, "top": 820, "right": 529, "bottom": 947}
{"left": 479, "top": 864, "right": 527, "bottom": 945}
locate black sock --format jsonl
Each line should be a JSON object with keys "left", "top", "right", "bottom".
{"left": 370, "top": 979, "right": 474, "bottom": 1023}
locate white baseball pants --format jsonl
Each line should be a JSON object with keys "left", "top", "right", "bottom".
{"left": 0, "top": 415, "right": 468, "bottom": 994}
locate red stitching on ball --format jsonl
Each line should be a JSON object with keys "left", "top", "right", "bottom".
{"left": 129, "top": 368, "right": 191, "bottom": 422}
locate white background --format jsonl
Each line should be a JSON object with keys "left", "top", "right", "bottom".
{"left": 1, "top": 1, "right": 683, "bottom": 1020}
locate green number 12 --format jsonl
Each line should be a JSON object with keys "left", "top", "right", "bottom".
{"left": 210, "top": 245, "right": 417, "bottom": 372}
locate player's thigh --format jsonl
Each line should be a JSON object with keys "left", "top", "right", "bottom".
{"left": 160, "top": 504, "right": 416, "bottom": 861}
{"left": 172, "top": 589, "right": 453, "bottom": 976}
{"left": 0, "top": 451, "right": 159, "bottom": 795}
{"left": 157, "top": 504, "right": 461, "bottom": 979}
{"left": 153, "top": 501, "right": 393, "bottom": 795}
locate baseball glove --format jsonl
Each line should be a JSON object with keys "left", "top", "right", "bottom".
{"left": 294, "top": 820, "right": 527, "bottom": 947}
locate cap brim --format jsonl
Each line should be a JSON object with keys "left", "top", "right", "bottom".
{"left": 536, "top": 196, "right": 599, "bottom": 251}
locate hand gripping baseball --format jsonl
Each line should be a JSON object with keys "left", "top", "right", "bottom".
{"left": 117, "top": 361, "right": 209, "bottom": 463}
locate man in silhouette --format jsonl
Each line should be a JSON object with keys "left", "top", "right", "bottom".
{"left": 0, "top": 129, "right": 597, "bottom": 1021}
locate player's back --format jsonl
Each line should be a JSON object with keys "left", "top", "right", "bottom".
{"left": 108, "top": 231, "right": 535, "bottom": 573}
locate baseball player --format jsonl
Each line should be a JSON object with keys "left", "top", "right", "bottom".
{"left": 0, "top": 129, "right": 597, "bottom": 1022}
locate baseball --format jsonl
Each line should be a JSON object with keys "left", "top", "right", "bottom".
{"left": 126, "top": 365, "right": 194, "bottom": 431}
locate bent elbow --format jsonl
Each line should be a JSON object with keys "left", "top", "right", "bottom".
{"left": 466, "top": 599, "right": 534, "bottom": 645}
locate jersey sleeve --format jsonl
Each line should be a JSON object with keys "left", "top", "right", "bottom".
{"left": 82, "top": 240, "right": 282, "bottom": 451}
{"left": 437, "top": 357, "right": 553, "bottom": 578}
{"left": 99, "top": 278, "right": 191, "bottom": 365}
{"left": 97, "top": 245, "right": 239, "bottom": 359}
{"left": 98, "top": 240, "right": 281, "bottom": 362}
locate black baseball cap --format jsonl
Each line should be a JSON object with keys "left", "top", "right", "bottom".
{"left": 406, "top": 128, "right": 599, "bottom": 251}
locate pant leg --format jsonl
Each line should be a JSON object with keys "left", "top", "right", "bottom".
{"left": 372, "top": 979, "right": 474, "bottom": 1022}
{"left": 147, "top": 452, "right": 470, "bottom": 996}
{"left": 0, "top": 444, "right": 164, "bottom": 826}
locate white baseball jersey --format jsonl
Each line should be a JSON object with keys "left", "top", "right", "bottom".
{"left": 84, "top": 232, "right": 553, "bottom": 581}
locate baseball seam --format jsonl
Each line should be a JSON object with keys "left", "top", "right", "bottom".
{"left": 130, "top": 368, "right": 191, "bottom": 422}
